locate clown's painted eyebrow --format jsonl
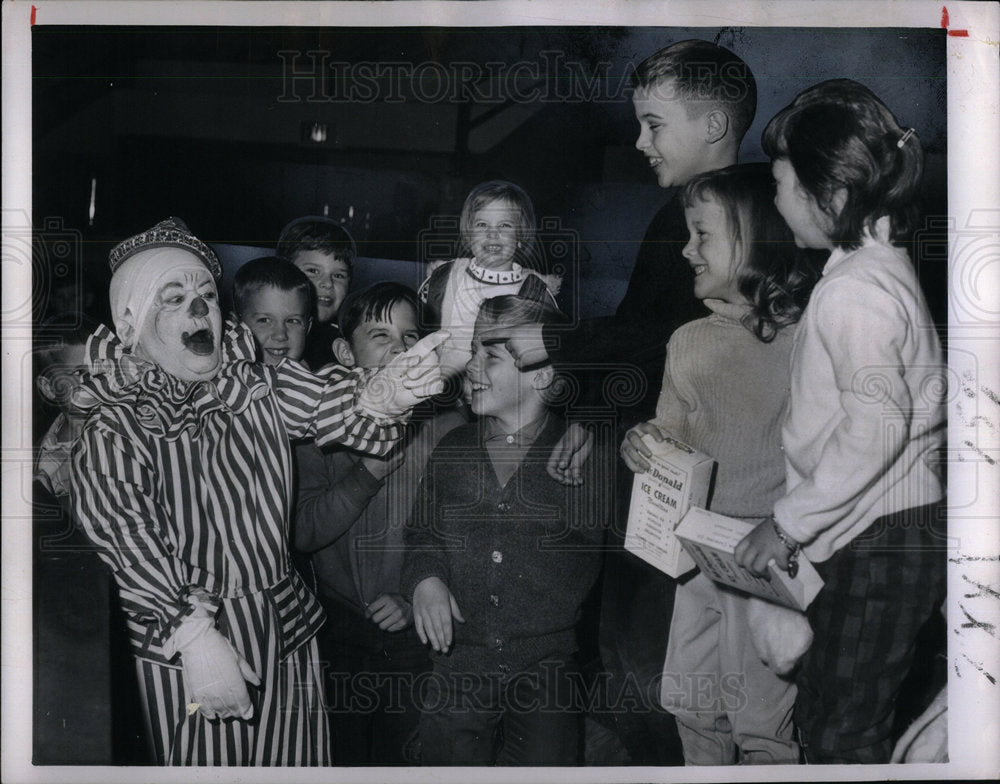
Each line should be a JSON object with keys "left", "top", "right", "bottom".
{"left": 158, "top": 272, "right": 213, "bottom": 293}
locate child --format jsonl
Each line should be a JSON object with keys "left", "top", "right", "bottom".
{"left": 293, "top": 282, "right": 466, "bottom": 765}
{"left": 70, "top": 218, "right": 444, "bottom": 766}
{"left": 401, "top": 283, "right": 611, "bottom": 766}
{"left": 484, "top": 40, "right": 760, "bottom": 765}
{"left": 277, "top": 215, "right": 356, "bottom": 369}
{"left": 735, "top": 79, "right": 946, "bottom": 764}
{"left": 233, "top": 256, "right": 314, "bottom": 366}
{"left": 34, "top": 312, "right": 100, "bottom": 499}
{"left": 622, "top": 164, "right": 818, "bottom": 764}
{"left": 418, "top": 180, "right": 560, "bottom": 381}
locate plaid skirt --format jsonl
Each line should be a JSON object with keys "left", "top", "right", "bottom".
{"left": 794, "top": 501, "right": 947, "bottom": 763}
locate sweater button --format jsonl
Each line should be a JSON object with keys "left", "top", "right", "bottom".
{"left": 494, "top": 637, "right": 504, "bottom": 651}
{"left": 489, "top": 594, "right": 500, "bottom": 607}
{"left": 497, "top": 502, "right": 511, "bottom": 512}
{"left": 498, "top": 663, "right": 510, "bottom": 674}
{"left": 491, "top": 550, "right": 503, "bottom": 564}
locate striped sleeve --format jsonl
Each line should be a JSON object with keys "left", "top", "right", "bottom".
{"left": 272, "top": 360, "right": 403, "bottom": 456}
{"left": 70, "top": 422, "right": 198, "bottom": 643}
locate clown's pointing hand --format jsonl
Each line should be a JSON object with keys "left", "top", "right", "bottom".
{"left": 357, "top": 330, "right": 450, "bottom": 420}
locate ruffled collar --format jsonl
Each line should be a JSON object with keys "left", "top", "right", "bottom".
{"left": 74, "top": 321, "right": 272, "bottom": 440}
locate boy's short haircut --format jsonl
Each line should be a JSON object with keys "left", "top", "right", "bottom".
{"left": 459, "top": 180, "right": 536, "bottom": 257}
{"left": 475, "top": 293, "right": 568, "bottom": 335}
{"left": 276, "top": 216, "right": 357, "bottom": 271}
{"left": 338, "top": 281, "right": 420, "bottom": 341}
{"left": 35, "top": 312, "right": 100, "bottom": 375}
{"left": 232, "top": 256, "right": 316, "bottom": 319}
{"left": 630, "top": 39, "right": 757, "bottom": 144}
{"left": 476, "top": 292, "right": 569, "bottom": 405}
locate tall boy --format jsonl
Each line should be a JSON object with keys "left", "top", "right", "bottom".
{"left": 487, "top": 40, "right": 758, "bottom": 764}
{"left": 277, "top": 216, "right": 355, "bottom": 369}
{"left": 294, "top": 282, "right": 465, "bottom": 765}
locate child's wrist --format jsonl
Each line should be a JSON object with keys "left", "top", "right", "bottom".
{"left": 770, "top": 516, "right": 801, "bottom": 578}
{"left": 770, "top": 516, "right": 800, "bottom": 549}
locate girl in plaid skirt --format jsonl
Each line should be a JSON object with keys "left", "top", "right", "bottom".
{"left": 736, "top": 80, "right": 947, "bottom": 763}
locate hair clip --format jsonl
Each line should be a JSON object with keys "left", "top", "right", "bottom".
{"left": 897, "top": 128, "right": 916, "bottom": 149}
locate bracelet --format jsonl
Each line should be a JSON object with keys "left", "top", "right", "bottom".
{"left": 771, "top": 518, "right": 801, "bottom": 579}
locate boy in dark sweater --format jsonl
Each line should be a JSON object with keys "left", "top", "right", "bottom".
{"left": 402, "top": 285, "right": 611, "bottom": 765}
{"left": 294, "top": 282, "right": 465, "bottom": 765}
{"left": 483, "top": 40, "right": 760, "bottom": 764}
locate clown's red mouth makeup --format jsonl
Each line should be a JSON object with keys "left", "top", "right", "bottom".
{"left": 182, "top": 328, "right": 215, "bottom": 355}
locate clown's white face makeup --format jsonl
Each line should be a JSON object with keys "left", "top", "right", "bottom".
{"left": 134, "top": 265, "right": 222, "bottom": 381}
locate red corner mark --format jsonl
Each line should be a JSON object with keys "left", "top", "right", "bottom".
{"left": 941, "top": 5, "right": 970, "bottom": 37}
{"left": 30, "top": 5, "right": 37, "bottom": 25}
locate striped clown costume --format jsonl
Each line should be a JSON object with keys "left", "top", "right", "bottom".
{"left": 70, "top": 219, "right": 404, "bottom": 765}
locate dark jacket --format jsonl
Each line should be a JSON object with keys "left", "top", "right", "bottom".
{"left": 401, "top": 414, "right": 611, "bottom": 678}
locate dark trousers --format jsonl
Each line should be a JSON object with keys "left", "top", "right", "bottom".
{"left": 795, "top": 501, "right": 948, "bottom": 763}
{"left": 318, "top": 601, "right": 431, "bottom": 766}
{"left": 419, "top": 657, "right": 583, "bottom": 766}
{"left": 594, "top": 463, "right": 684, "bottom": 766}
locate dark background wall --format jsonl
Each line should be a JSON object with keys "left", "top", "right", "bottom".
{"left": 32, "top": 25, "right": 946, "bottom": 322}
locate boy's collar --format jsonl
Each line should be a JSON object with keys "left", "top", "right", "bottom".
{"left": 484, "top": 410, "right": 550, "bottom": 447}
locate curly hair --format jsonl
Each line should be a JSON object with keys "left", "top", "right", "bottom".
{"left": 683, "top": 163, "right": 821, "bottom": 342}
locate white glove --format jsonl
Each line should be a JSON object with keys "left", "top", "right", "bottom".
{"left": 168, "top": 614, "right": 261, "bottom": 720}
{"left": 357, "top": 330, "right": 449, "bottom": 420}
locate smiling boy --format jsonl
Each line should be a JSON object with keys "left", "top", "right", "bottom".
{"left": 294, "top": 282, "right": 465, "bottom": 765}
{"left": 277, "top": 216, "right": 356, "bottom": 369}
{"left": 233, "top": 256, "right": 314, "bottom": 365}
{"left": 402, "top": 286, "right": 611, "bottom": 766}
{"left": 484, "top": 40, "right": 759, "bottom": 765}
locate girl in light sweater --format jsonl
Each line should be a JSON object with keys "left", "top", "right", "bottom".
{"left": 621, "top": 163, "right": 820, "bottom": 765}
{"left": 737, "top": 79, "right": 946, "bottom": 764}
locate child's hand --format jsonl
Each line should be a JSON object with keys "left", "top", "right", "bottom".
{"left": 412, "top": 576, "right": 465, "bottom": 653}
{"left": 475, "top": 323, "right": 548, "bottom": 370}
{"left": 620, "top": 422, "right": 666, "bottom": 474}
{"left": 366, "top": 593, "right": 412, "bottom": 632}
{"left": 358, "top": 330, "right": 450, "bottom": 419}
{"left": 546, "top": 422, "right": 593, "bottom": 486}
{"left": 734, "top": 518, "right": 797, "bottom": 578}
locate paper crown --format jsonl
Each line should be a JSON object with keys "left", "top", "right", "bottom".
{"left": 108, "top": 217, "right": 222, "bottom": 279}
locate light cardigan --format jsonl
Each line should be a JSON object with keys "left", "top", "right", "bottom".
{"left": 772, "top": 228, "right": 945, "bottom": 562}
{"left": 650, "top": 300, "right": 795, "bottom": 519}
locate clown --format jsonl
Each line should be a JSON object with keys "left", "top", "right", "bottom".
{"left": 70, "top": 218, "right": 444, "bottom": 765}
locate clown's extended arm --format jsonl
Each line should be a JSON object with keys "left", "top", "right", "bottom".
{"left": 272, "top": 359, "right": 403, "bottom": 457}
